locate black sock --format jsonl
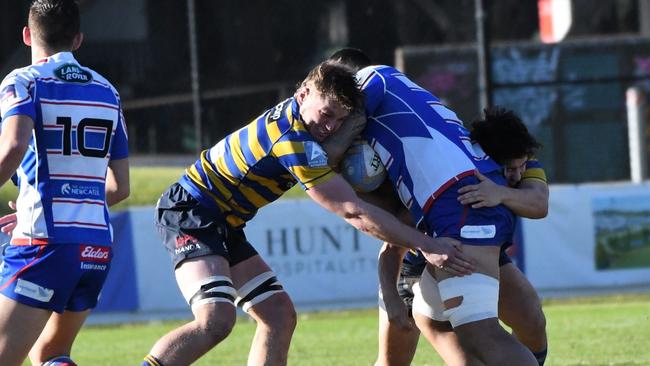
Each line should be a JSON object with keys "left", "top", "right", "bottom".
{"left": 533, "top": 348, "right": 548, "bottom": 366}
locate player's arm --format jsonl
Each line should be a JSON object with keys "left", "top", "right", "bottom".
{"left": 306, "top": 174, "right": 475, "bottom": 275}
{"left": 378, "top": 242, "right": 415, "bottom": 329}
{"left": 105, "top": 158, "right": 130, "bottom": 207}
{"left": 457, "top": 170, "right": 548, "bottom": 219}
{"left": 0, "top": 115, "right": 33, "bottom": 187}
{"left": 500, "top": 179, "right": 548, "bottom": 218}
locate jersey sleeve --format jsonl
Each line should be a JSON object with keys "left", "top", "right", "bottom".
{"left": 356, "top": 66, "right": 386, "bottom": 116}
{"left": 0, "top": 70, "right": 36, "bottom": 123}
{"left": 109, "top": 105, "right": 129, "bottom": 160}
{"left": 522, "top": 158, "right": 547, "bottom": 184}
{"left": 271, "top": 133, "right": 336, "bottom": 190}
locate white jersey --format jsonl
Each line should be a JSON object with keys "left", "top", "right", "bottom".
{"left": 0, "top": 52, "right": 128, "bottom": 246}
{"left": 358, "top": 65, "right": 501, "bottom": 225}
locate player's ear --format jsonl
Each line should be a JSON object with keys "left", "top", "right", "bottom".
{"left": 71, "top": 32, "right": 84, "bottom": 51}
{"left": 23, "top": 26, "right": 32, "bottom": 47}
{"left": 296, "top": 85, "right": 309, "bottom": 105}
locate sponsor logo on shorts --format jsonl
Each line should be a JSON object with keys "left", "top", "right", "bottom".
{"left": 14, "top": 278, "right": 54, "bottom": 302}
{"left": 80, "top": 245, "right": 110, "bottom": 263}
{"left": 460, "top": 225, "right": 496, "bottom": 239}
{"left": 80, "top": 262, "right": 107, "bottom": 271}
{"left": 175, "top": 233, "right": 202, "bottom": 255}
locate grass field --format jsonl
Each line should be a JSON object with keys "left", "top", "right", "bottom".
{"left": 44, "top": 294, "right": 650, "bottom": 365}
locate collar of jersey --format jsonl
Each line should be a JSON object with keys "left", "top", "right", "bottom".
{"left": 36, "top": 51, "right": 77, "bottom": 65}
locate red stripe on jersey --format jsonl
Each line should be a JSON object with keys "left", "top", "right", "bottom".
{"left": 40, "top": 100, "right": 119, "bottom": 111}
{"left": 50, "top": 174, "right": 105, "bottom": 181}
{"left": 85, "top": 126, "right": 110, "bottom": 132}
{"left": 422, "top": 170, "right": 475, "bottom": 214}
{"left": 7, "top": 95, "right": 31, "bottom": 109}
{"left": 52, "top": 199, "right": 105, "bottom": 206}
{"left": 53, "top": 221, "right": 107, "bottom": 228}
{"left": 11, "top": 238, "right": 49, "bottom": 245}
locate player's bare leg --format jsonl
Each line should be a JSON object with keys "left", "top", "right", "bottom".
{"left": 412, "top": 315, "right": 475, "bottom": 366}
{"left": 28, "top": 309, "right": 90, "bottom": 364}
{"left": 147, "top": 255, "right": 236, "bottom": 365}
{"left": 0, "top": 295, "right": 52, "bottom": 366}
{"left": 375, "top": 307, "right": 419, "bottom": 366}
{"left": 231, "top": 255, "right": 296, "bottom": 366}
{"left": 435, "top": 245, "right": 537, "bottom": 365}
{"left": 498, "top": 263, "right": 547, "bottom": 363}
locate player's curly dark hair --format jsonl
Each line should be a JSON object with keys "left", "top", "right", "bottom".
{"left": 29, "top": 0, "right": 80, "bottom": 50}
{"left": 300, "top": 61, "right": 364, "bottom": 112}
{"left": 470, "top": 106, "right": 542, "bottom": 164}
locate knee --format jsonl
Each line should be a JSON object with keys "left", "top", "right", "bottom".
{"left": 252, "top": 293, "right": 297, "bottom": 333}
{"left": 195, "top": 308, "right": 237, "bottom": 343}
{"left": 509, "top": 302, "right": 547, "bottom": 337}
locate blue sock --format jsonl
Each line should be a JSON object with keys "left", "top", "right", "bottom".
{"left": 42, "top": 356, "right": 77, "bottom": 366}
{"left": 533, "top": 348, "right": 548, "bottom": 366}
{"left": 142, "top": 354, "right": 164, "bottom": 366}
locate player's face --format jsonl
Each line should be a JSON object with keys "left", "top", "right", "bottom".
{"left": 297, "top": 85, "right": 349, "bottom": 142}
{"left": 503, "top": 156, "right": 528, "bottom": 187}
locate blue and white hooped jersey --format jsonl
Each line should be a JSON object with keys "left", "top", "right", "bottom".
{"left": 0, "top": 52, "right": 128, "bottom": 246}
{"left": 357, "top": 65, "right": 501, "bottom": 226}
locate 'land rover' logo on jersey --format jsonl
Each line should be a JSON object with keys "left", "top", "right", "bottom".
{"left": 54, "top": 63, "right": 93, "bottom": 83}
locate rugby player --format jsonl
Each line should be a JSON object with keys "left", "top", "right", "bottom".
{"left": 0, "top": 1, "right": 130, "bottom": 365}
{"left": 328, "top": 48, "right": 538, "bottom": 365}
{"left": 376, "top": 107, "right": 549, "bottom": 366}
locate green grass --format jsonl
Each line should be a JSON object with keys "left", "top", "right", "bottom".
{"left": 0, "top": 166, "right": 309, "bottom": 215}
{"left": 50, "top": 293, "right": 650, "bottom": 365}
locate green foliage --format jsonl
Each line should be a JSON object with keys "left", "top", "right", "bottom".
{"left": 0, "top": 184, "right": 17, "bottom": 216}
{"left": 48, "top": 294, "right": 650, "bottom": 365}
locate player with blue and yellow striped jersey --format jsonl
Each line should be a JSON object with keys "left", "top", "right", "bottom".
{"left": 144, "top": 61, "right": 476, "bottom": 366}
{"left": 179, "top": 97, "right": 336, "bottom": 229}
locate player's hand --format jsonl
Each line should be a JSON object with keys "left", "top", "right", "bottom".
{"left": 421, "top": 237, "right": 475, "bottom": 276}
{"left": 0, "top": 201, "right": 17, "bottom": 236}
{"left": 322, "top": 111, "right": 367, "bottom": 169}
{"left": 383, "top": 293, "right": 416, "bottom": 331}
{"left": 457, "top": 170, "right": 503, "bottom": 208}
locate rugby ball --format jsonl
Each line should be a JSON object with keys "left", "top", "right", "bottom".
{"left": 341, "top": 140, "right": 386, "bottom": 192}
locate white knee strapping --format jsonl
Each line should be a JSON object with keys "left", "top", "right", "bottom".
{"left": 184, "top": 275, "right": 237, "bottom": 310}
{"left": 437, "top": 273, "right": 499, "bottom": 328}
{"left": 377, "top": 287, "right": 387, "bottom": 312}
{"left": 235, "top": 271, "right": 284, "bottom": 312}
{"left": 412, "top": 267, "right": 447, "bottom": 321}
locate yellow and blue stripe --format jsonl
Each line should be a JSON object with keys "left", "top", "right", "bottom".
{"left": 179, "top": 98, "right": 335, "bottom": 228}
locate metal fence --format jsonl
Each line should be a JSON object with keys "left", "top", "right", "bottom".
{"left": 398, "top": 35, "right": 650, "bottom": 183}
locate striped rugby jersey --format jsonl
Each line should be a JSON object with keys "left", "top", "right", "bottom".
{"left": 357, "top": 65, "right": 502, "bottom": 226}
{"left": 520, "top": 158, "right": 547, "bottom": 184}
{"left": 0, "top": 52, "right": 128, "bottom": 246}
{"left": 179, "top": 97, "right": 335, "bottom": 228}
